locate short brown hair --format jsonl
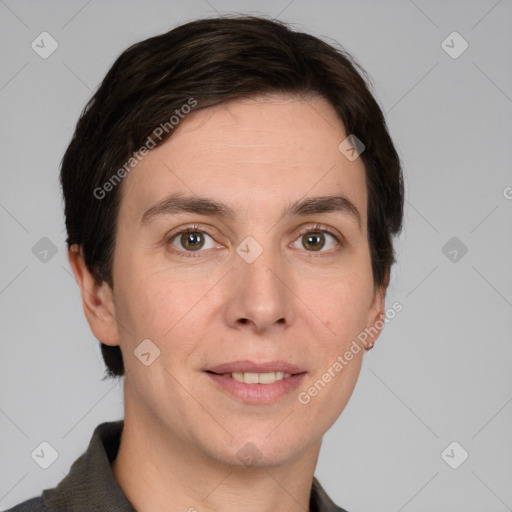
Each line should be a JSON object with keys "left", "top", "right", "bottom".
{"left": 61, "top": 15, "right": 404, "bottom": 379}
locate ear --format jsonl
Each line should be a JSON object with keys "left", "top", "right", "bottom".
{"left": 67, "top": 244, "right": 120, "bottom": 347}
{"left": 364, "top": 271, "right": 389, "bottom": 349}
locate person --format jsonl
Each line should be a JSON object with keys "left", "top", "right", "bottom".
{"left": 7, "top": 14, "right": 403, "bottom": 512}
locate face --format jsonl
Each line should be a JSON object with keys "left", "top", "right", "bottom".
{"left": 87, "top": 93, "right": 385, "bottom": 467}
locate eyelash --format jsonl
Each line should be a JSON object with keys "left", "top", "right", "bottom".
{"left": 165, "top": 223, "right": 343, "bottom": 257}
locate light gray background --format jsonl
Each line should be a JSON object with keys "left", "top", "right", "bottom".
{"left": 1, "top": 1, "right": 511, "bottom": 511}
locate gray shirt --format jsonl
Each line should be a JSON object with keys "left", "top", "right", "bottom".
{"left": 5, "top": 420, "right": 348, "bottom": 512}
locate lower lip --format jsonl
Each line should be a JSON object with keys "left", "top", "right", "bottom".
{"left": 204, "top": 372, "right": 306, "bottom": 404}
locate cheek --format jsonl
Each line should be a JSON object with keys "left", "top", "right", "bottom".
{"left": 302, "top": 264, "right": 375, "bottom": 344}
{"left": 300, "top": 262, "right": 373, "bottom": 418}
{"left": 113, "top": 261, "right": 209, "bottom": 358}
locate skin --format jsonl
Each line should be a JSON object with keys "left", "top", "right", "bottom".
{"left": 69, "top": 93, "right": 387, "bottom": 512}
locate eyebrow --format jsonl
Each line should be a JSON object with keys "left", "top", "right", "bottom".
{"left": 140, "top": 192, "right": 362, "bottom": 230}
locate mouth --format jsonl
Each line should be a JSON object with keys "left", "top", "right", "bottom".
{"left": 203, "top": 361, "right": 307, "bottom": 403}
{"left": 205, "top": 360, "right": 306, "bottom": 383}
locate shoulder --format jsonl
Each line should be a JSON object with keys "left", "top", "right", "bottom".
{"left": 311, "top": 477, "right": 350, "bottom": 512}
{"left": 3, "top": 496, "right": 48, "bottom": 511}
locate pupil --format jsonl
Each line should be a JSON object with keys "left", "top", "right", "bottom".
{"left": 182, "top": 232, "right": 203, "bottom": 250}
{"left": 304, "top": 232, "right": 324, "bottom": 251}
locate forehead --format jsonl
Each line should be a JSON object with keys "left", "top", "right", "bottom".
{"left": 120, "top": 93, "right": 368, "bottom": 226}
{"left": 162, "top": 93, "right": 346, "bottom": 166}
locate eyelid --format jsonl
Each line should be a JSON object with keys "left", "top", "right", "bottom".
{"left": 295, "top": 223, "right": 341, "bottom": 239}
{"left": 166, "top": 223, "right": 216, "bottom": 239}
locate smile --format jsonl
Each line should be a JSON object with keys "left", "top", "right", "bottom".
{"left": 204, "top": 370, "right": 306, "bottom": 403}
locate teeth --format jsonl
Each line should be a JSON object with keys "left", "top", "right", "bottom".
{"left": 230, "top": 371, "right": 292, "bottom": 384}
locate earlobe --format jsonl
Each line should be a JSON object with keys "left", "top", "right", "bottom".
{"left": 67, "top": 244, "right": 120, "bottom": 347}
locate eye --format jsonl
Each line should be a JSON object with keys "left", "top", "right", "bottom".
{"left": 166, "top": 224, "right": 341, "bottom": 256}
{"left": 168, "top": 228, "right": 217, "bottom": 253}
{"left": 291, "top": 226, "right": 340, "bottom": 252}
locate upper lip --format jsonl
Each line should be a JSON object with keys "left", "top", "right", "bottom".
{"left": 206, "top": 360, "right": 306, "bottom": 375}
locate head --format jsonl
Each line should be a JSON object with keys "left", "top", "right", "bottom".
{"left": 63, "top": 15, "right": 403, "bottom": 466}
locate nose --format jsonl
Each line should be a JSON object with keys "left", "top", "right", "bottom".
{"left": 223, "top": 243, "right": 296, "bottom": 335}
